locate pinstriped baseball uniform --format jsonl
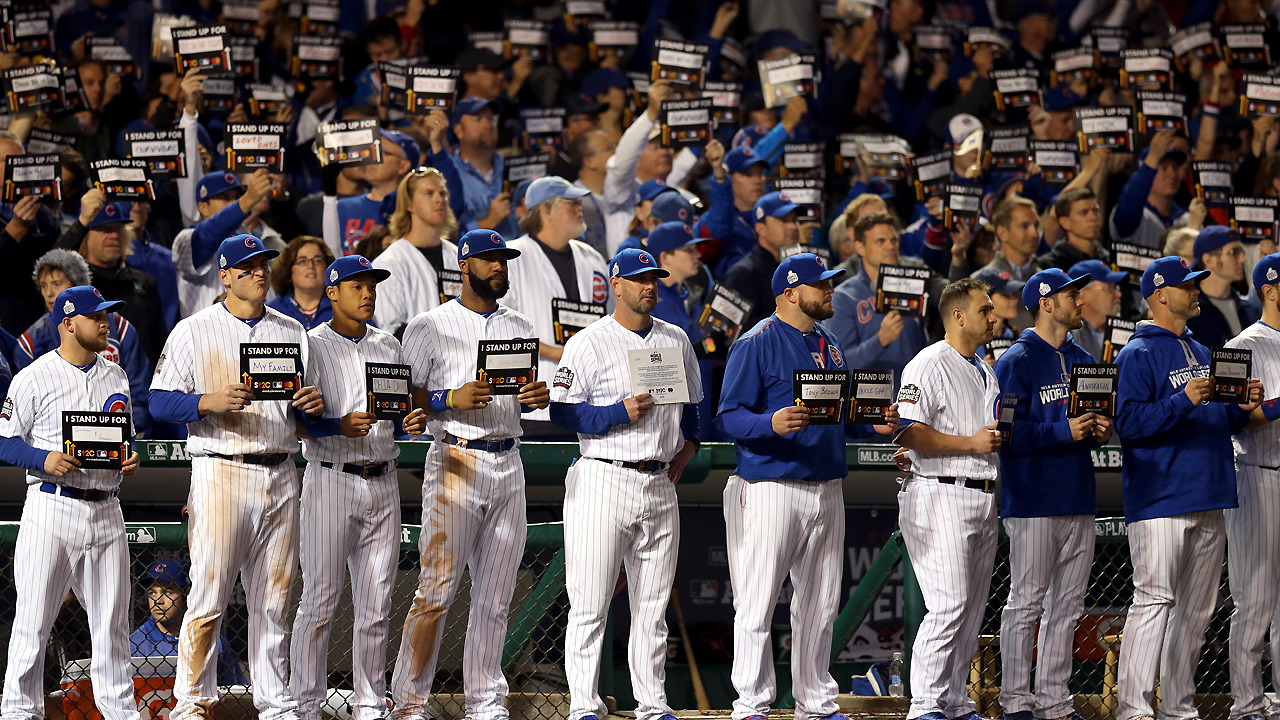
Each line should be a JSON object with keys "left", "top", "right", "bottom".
{"left": 0, "top": 353, "right": 137, "bottom": 720}
{"left": 390, "top": 299, "right": 535, "bottom": 720}
{"left": 895, "top": 340, "right": 1002, "bottom": 720}
{"left": 151, "top": 303, "right": 309, "bottom": 720}
{"left": 1225, "top": 321, "right": 1280, "bottom": 720}
{"left": 370, "top": 238, "right": 460, "bottom": 336}
{"left": 171, "top": 228, "right": 225, "bottom": 319}
{"left": 289, "top": 322, "right": 405, "bottom": 720}
{"left": 550, "top": 315, "right": 702, "bottom": 720}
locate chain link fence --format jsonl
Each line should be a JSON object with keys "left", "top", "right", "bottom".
{"left": 0, "top": 521, "right": 572, "bottom": 720}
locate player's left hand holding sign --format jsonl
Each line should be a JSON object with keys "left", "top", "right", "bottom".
{"left": 872, "top": 402, "right": 900, "bottom": 435}
{"left": 121, "top": 452, "right": 141, "bottom": 476}
{"left": 402, "top": 407, "right": 427, "bottom": 435}
{"left": 1240, "top": 379, "right": 1265, "bottom": 412}
{"left": 292, "top": 385, "right": 324, "bottom": 416}
{"left": 518, "top": 380, "right": 550, "bottom": 410}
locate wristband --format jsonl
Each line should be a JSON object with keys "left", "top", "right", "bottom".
{"left": 447, "top": 390, "right": 455, "bottom": 409}
{"left": 427, "top": 389, "right": 451, "bottom": 414}
{"left": 1262, "top": 398, "right": 1280, "bottom": 423}
{"left": 1202, "top": 105, "right": 1220, "bottom": 117}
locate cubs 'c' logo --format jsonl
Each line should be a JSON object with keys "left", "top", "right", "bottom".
{"left": 104, "top": 393, "right": 128, "bottom": 413}
{"left": 592, "top": 272, "right": 608, "bottom": 302}
{"left": 359, "top": 257, "right": 370, "bottom": 267}
{"left": 244, "top": 236, "right": 256, "bottom": 248}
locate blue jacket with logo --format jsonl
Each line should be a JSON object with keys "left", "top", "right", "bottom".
{"left": 827, "top": 268, "right": 928, "bottom": 390}
{"left": 130, "top": 618, "right": 246, "bottom": 686}
{"left": 1115, "top": 322, "right": 1249, "bottom": 523}
{"left": 993, "top": 328, "right": 1099, "bottom": 518}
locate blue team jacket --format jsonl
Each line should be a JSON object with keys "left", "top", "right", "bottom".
{"left": 993, "top": 328, "right": 1099, "bottom": 518}
{"left": 716, "top": 314, "right": 849, "bottom": 482}
{"left": 1115, "top": 322, "right": 1248, "bottom": 523}
{"left": 129, "top": 618, "right": 246, "bottom": 686}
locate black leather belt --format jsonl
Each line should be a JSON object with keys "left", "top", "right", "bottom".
{"left": 589, "top": 458, "right": 669, "bottom": 473}
{"left": 319, "top": 461, "right": 392, "bottom": 479}
{"left": 40, "top": 482, "right": 118, "bottom": 501}
{"left": 938, "top": 476, "right": 995, "bottom": 493}
{"left": 207, "top": 452, "right": 292, "bottom": 466}
{"left": 440, "top": 432, "right": 517, "bottom": 453}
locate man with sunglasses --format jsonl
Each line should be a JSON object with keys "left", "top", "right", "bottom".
{"left": 1186, "top": 226, "right": 1261, "bottom": 348}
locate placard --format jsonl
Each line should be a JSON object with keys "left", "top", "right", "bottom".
{"left": 986, "top": 336, "right": 1014, "bottom": 360}
{"left": 1075, "top": 106, "right": 1133, "bottom": 153}
{"left": 502, "top": 153, "right": 548, "bottom": 194}
{"left": 1241, "top": 73, "right": 1280, "bottom": 118}
{"left": 704, "top": 80, "right": 742, "bottom": 130}
{"left": 1135, "top": 91, "right": 1187, "bottom": 134}
{"left": 659, "top": 98, "right": 713, "bottom": 149}
{"left": 774, "top": 178, "right": 824, "bottom": 224}
{"left": 239, "top": 343, "right": 302, "bottom": 400}
{"left": 697, "top": 284, "right": 753, "bottom": 344}
{"left": 835, "top": 0, "right": 885, "bottom": 20}
{"left": 629, "top": 346, "right": 690, "bottom": 404}
{"left": 152, "top": 14, "right": 197, "bottom": 61}
{"left": 1050, "top": 47, "right": 1096, "bottom": 88}
{"left": 365, "top": 362, "right": 411, "bottom": 419}
{"left": 477, "top": 339, "right": 539, "bottom": 394}
{"left": 1193, "top": 160, "right": 1232, "bottom": 207}
{"left": 1221, "top": 23, "right": 1270, "bottom": 68}
{"left": 964, "top": 27, "right": 1009, "bottom": 59}
{"left": 403, "top": 65, "right": 459, "bottom": 115}
{"left": 1119, "top": 48, "right": 1172, "bottom": 90}
{"left": 564, "top": 0, "right": 607, "bottom": 28}
{"left": 995, "top": 393, "right": 1018, "bottom": 435}
{"left": 90, "top": 159, "right": 156, "bottom": 201}
{"left": 86, "top": 36, "right": 140, "bottom": 80}
{"left": 991, "top": 68, "right": 1041, "bottom": 111}
{"left": 226, "top": 34, "right": 258, "bottom": 79}
{"left": 1229, "top": 196, "right": 1279, "bottom": 243}
{"left": 913, "top": 23, "right": 954, "bottom": 63}
{"left": 2, "top": 153, "right": 59, "bottom": 201}
{"left": 504, "top": 19, "right": 550, "bottom": 61}
{"left": 719, "top": 37, "right": 748, "bottom": 78}
{"left": 794, "top": 370, "right": 848, "bottom": 425}
{"left": 875, "top": 264, "right": 930, "bottom": 316}
{"left": 436, "top": 269, "right": 463, "bottom": 305}
{"left": 3, "top": 64, "right": 60, "bottom": 112}
{"left": 588, "top": 20, "right": 638, "bottom": 63}
{"left": 292, "top": 35, "right": 342, "bottom": 80}
{"left": 759, "top": 54, "right": 816, "bottom": 108}
{"left": 1209, "top": 348, "right": 1251, "bottom": 403}
{"left": 521, "top": 107, "right": 566, "bottom": 152}
{"left": 551, "top": 298, "right": 605, "bottom": 344}
{"left": 1068, "top": 363, "right": 1118, "bottom": 417}
{"left": 651, "top": 38, "right": 709, "bottom": 90}
{"left": 299, "top": 0, "right": 339, "bottom": 35}
{"left": 377, "top": 59, "right": 411, "bottom": 110}
{"left": 221, "top": 0, "right": 259, "bottom": 35}
{"left": 245, "top": 83, "right": 288, "bottom": 119}
{"left": 25, "top": 127, "right": 74, "bottom": 154}
{"left": 1112, "top": 242, "right": 1161, "bottom": 276}
{"left": 172, "top": 24, "right": 230, "bottom": 75}
{"left": 910, "top": 150, "right": 951, "bottom": 202}
{"left": 225, "top": 123, "right": 286, "bottom": 171}
{"left": 7, "top": 9, "right": 52, "bottom": 56}
{"left": 1030, "top": 140, "right": 1078, "bottom": 187}
{"left": 1170, "top": 22, "right": 1219, "bottom": 70}
{"left": 849, "top": 369, "right": 893, "bottom": 423}
{"left": 780, "top": 243, "right": 832, "bottom": 263}
{"left": 202, "top": 77, "right": 236, "bottom": 114}
{"left": 840, "top": 133, "right": 909, "bottom": 183}
{"left": 317, "top": 118, "right": 382, "bottom": 167}
{"left": 1102, "top": 316, "right": 1135, "bottom": 363}
{"left": 124, "top": 129, "right": 187, "bottom": 179}
{"left": 627, "top": 70, "right": 650, "bottom": 113}
{"left": 468, "top": 31, "right": 503, "bottom": 56}
{"left": 61, "top": 411, "right": 130, "bottom": 470}
{"left": 1086, "top": 27, "right": 1128, "bottom": 84}
{"left": 58, "top": 66, "right": 89, "bottom": 115}
{"left": 942, "top": 182, "right": 982, "bottom": 231}
{"left": 984, "top": 125, "right": 1029, "bottom": 172}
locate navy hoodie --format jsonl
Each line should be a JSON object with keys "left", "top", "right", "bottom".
{"left": 1114, "top": 322, "right": 1249, "bottom": 523}
{"left": 993, "top": 329, "right": 1100, "bottom": 518}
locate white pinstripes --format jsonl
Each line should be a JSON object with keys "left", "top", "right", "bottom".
{"left": 391, "top": 443, "right": 526, "bottom": 720}
{"left": 564, "top": 458, "right": 679, "bottom": 720}
{"left": 370, "top": 238, "right": 460, "bottom": 336}
{"left": 722, "top": 475, "right": 844, "bottom": 720}
{"left": 999, "top": 516, "right": 1095, "bottom": 718}
{"left": 1118, "top": 511, "right": 1226, "bottom": 720}
{"left": 897, "top": 341, "right": 1002, "bottom": 481}
{"left": 300, "top": 323, "right": 405, "bottom": 465}
{"left": 1226, "top": 465, "right": 1280, "bottom": 719}
{"left": 1227, "top": 322, "right": 1280, "bottom": 467}
{"left": 898, "top": 480, "right": 999, "bottom": 719}
{"left": 171, "top": 228, "right": 224, "bottom": 320}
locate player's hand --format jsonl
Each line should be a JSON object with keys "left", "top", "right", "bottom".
{"left": 121, "top": 451, "right": 141, "bottom": 476}
{"left": 339, "top": 411, "right": 376, "bottom": 437}
{"left": 44, "top": 451, "right": 81, "bottom": 477}
{"left": 1184, "top": 376, "right": 1212, "bottom": 405}
{"left": 624, "top": 393, "right": 655, "bottom": 423}
{"left": 241, "top": 168, "right": 272, "bottom": 209}
{"left": 180, "top": 69, "right": 205, "bottom": 116}
{"left": 517, "top": 380, "right": 550, "bottom": 409}
{"left": 646, "top": 79, "right": 673, "bottom": 122}
{"left": 202, "top": 383, "right": 253, "bottom": 414}
{"left": 1240, "top": 378, "right": 1265, "bottom": 412}
{"left": 772, "top": 405, "right": 811, "bottom": 435}
{"left": 1145, "top": 130, "right": 1175, "bottom": 169}
{"left": 893, "top": 446, "right": 912, "bottom": 472}
{"left": 970, "top": 422, "right": 1002, "bottom": 453}
{"left": 401, "top": 407, "right": 427, "bottom": 435}
{"left": 292, "top": 385, "right": 324, "bottom": 416}
{"left": 453, "top": 380, "right": 494, "bottom": 410}
{"left": 78, "top": 187, "right": 106, "bottom": 227}
{"left": 1068, "top": 412, "right": 1098, "bottom": 442}
{"left": 780, "top": 95, "right": 807, "bottom": 133}
{"left": 873, "top": 402, "right": 900, "bottom": 435}
{"left": 877, "top": 310, "right": 904, "bottom": 347}
{"left": 1091, "top": 415, "right": 1114, "bottom": 444}
{"left": 667, "top": 439, "right": 697, "bottom": 483}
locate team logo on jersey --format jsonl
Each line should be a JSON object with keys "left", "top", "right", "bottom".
{"left": 898, "top": 384, "right": 921, "bottom": 404}
{"left": 1153, "top": 273, "right": 1164, "bottom": 287}
{"left": 829, "top": 344, "right": 843, "bottom": 367}
{"left": 1039, "top": 282, "right": 1050, "bottom": 296}
{"left": 104, "top": 393, "right": 128, "bottom": 413}
{"left": 99, "top": 339, "right": 120, "bottom": 364}
{"left": 592, "top": 272, "right": 608, "bottom": 302}
{"left": 63, "top": 300, "right": 74, "bottom": 315}
{"left": 0, "top": 396, "right": 12, "bottom": 421}
{"left": 787, "top": 270, "right": 798, "bottom": 284}
{"left": 553, "top": 366, "right": 574, "bottom": 389}
{"left": 1271, "top": 268, "right": 1279, "bottom": 282}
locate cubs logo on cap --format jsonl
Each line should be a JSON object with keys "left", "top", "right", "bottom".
{"left": 645, "top": 221, "right": 705, "bottom": 257}
{"left": 358, "top": 257, "right": 370, "bottom": 267}
{"left": 638, "top": 252, "right": 652, "bottom": 264}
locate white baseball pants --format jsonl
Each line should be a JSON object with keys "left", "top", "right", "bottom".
{"left": 1226, "top": 464, "right": 1280, "bottom": 720}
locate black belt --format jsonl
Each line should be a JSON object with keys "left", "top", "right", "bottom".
{"left": 440, "top": 432, "right": 517, "bottom": 453}
{"left": 40, "top": 482, "right": 118, "bottom": 502}
{"left": 319, "top": 460, "right": 393, "bottom": 479}
{"left": 588, "top": 457, "right": 669, "bottom": 473}
{"left": 206, "top": 452, "right": 292, "bottom": 467}
{"left": 937, "top": 476, "right": 995, "bottom": 493}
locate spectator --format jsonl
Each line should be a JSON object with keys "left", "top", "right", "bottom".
{"left": 337, "top": 130, "right": 419, "bottom": 254}
{"left": 1186, "top": 226, "right": 1260, "bottom": 348}
{"left": 648, "top": 221, "right": 716, "bottom": 438}
{"left": 52, "top": 59, "right": 130, "bottom": 165}
{"left": 599, "top": 80, "right": 675, "bottom": 254}
{"left": 1008, "top": 0, "right": 1058, "bottom": 78}
{"left": 524, "top": 24, "right": 593, "bottom": 108}
{"left": 722, "top": 191, "right": 802, "bottom": 333}
{"left": 982, "top": 196, "right": 1046, "bottom": 282}
{"left": 265, "top": 236, "right": 336, "bottom": 331}
{"left": 0, "top": 132, "right": 66, "bottom": 335}
{"left": 1109, "top": 130, "right": 1192, "bottom": 249}
{"left": 548, "top": 94, "right": 608, "bottom": 184}
{"left": 580, "top": 68, "right": 630, "bottom": 142}
{"left": 1163, "top": 227, "right": 1198, "bottom": 266}
{"left": 123, "top": 200, "right": 179, "bottom": 331}
{"left": 352, "top": 17, "right": 405, "bottom": 108}
{"left": 130, "top": 559, "right": 246, "bottom": 686}
{"left": 1038, "top": 187, "right": 1109, "bottom": 271}
{"left": 972, "top": 268, "right": 1024, "bottom": 362}
{"left": 372, "top": 168, "right": 461, "bottom": 336}
{"left": 569, "top": 128, "right": 618, "bottom": 253}
{"left": 1068, "top": 259, "right": 1127, "bottom": 362}
{"left": 451, "top": 97, "right": 518, "bottom": 238}
{"left": 829, "top": 194, "right": 893, "bottom": 281}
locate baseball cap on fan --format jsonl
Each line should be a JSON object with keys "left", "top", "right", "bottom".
{"left": 948, "top": 113, "right": 983, "bottom": 155}
{"left": 754, "top": 191, "right": 800, "bottom": 221}
{"left": 326, "top": 255, "right": 391, "bottom": 287}
{"left": 52, "top": 285, "right": 123, "bottom": 324}
{"left": 196, "top": 171, "right": 243, "bottom": 202}
{"left": 145, "top": 558, "right": 191, "bottom": 588}
{"left": 771, "top": 253, "right": 845, "bottom": 297}
{"left": 217, "top": 233, "right": 279, "bottom": 270}
{"left": 645, "top": 221, "right": 705, "bottom": 257}
{"left": 457, "top": 228, "right": 522, "bottom": 262}
{"left": 88, "top": 202, "right": 130, "bottom": 228}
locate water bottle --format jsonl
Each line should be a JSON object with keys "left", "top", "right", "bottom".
{"left": 887, "top": 651, "right": 905, "bottom": 697}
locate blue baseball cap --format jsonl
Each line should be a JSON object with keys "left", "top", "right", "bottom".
{"left": 771, "top": 252, "right": 844, "bottom": 297}
{"left": 650, "top": 191, "right": 697, "bottom": 224}
{"left": 451, "top": 96, "right": 501, "bottom": 125}
{"left": 217, "top": 233, "right": 279, "bottom": 270}
{"left": 381, "top": 129, "right": 420, "bottom": 169}
{"left": 146, "top": 558, "right": 190, "bottom": 587}
{"left": 725, "top": 145, "right": 769, "bottom": 175}
{"left": 1044, "top": 85, "right": 1086, "bottom": 112}
{"left": 564, "top": 93, "right": 607, "bottom": 118}
{"left": 731, "top": 124, "right": 769, "bottom": 149}
{"left": 582, "top": 68, "right": 628, "bottom": 99}
{"left": 646, "top": 221, "right": 705, "bottom": 257}
{"left": 1020, "top": 268, "right": 1090, "bottom": 312}
{"left": 457, "top": 228, "right": 522, "bottom": 262}
{"left": 610, "top": 248, "right": 669, "bottom": 279}
{"left": 754, "top": 191, "right": 800, "bottom": 222}
{"left": 1141, "top": 256, "right": 1210, "bottom": 297}
{"left": 1254, "top": 252, "right": 1280, "bottom": 293}
{"left": 88, "top": 202, "right": 130, "bottom": 228}
{"left": 1138, "top": 144, "right": 1189, "bottom": 168}
{"left": 973, "top": 268, "right": 1027, "bottom": 297}
{"left": 326, "top": 255, "right": 390, "bottom": 287}
{"left": 525, "top": 176, "right": 591, "bottom": 208}
{"left": 196, "top": 170, "right": 243, "bottom": 202}
{"left": 52, "top": 285, "right": 123, "bottom": 324}
{"left": 1069, "top": 259, "right": 1128, "bottom": 285}
{"left": 637, "top": 178, "right": 673, "bottom": 203}
{"left": 1192, "top": 225, "right": 1240, "bottom": 259}
{"left": 512, "top": 177, "right": 536, "bottom": 208}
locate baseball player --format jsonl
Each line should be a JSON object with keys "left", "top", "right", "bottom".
{"left": 392, "top": 229, "right": 549, "bottom": 720}
{"left": 0, "top": 285, "right": 141, "bottom": 720}
{"left": 289, "top": 255, "right": 427, "bottom": 720}
{"left": 993, "top": 269, "right": 1107, "bottom": 720}
{"left": 894, "top": 277, "right": 1003, "bottom": 720}
{"left": 1114, "top": 257, "right": 1262, "bottom": 720}
{"left": 717, "top": 253, "right": 898, "bottom": 720}
{"left": 1222, "top": 253, "right": 1280, "bottom": 720}
{"left": 549, "top": 248, "right": 703, "bottom": 720}
{"left": 149, "top": 234, "right": 325, "bottom": 720}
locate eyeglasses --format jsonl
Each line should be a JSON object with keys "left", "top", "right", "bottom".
{"left": 293, "top": 257, "right": 327, "bottom": 267}
{"left": 1213, "top": 247, "right": 1246, "bottom": 259}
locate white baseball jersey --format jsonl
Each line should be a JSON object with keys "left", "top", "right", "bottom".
{"left": 301, "top": 323, "right": 405, "bottom": 465}
{"left": 371, "top": 237, "right": 460, "bottom": 335}
{"left": 151, "top": 303, "right": 310, "bottom": 455}
{"left": 504, "top": 234, "right": 611, "bottom": 422}
{"left": 897, "top": 340, "right": 1003, "bottom": 480}
{"left": 549, "top": 315, "right": 702, "bottom": 462}
{"left": 0, "top": 352, "right": 134, "bottom": 490}
{"left": 401, "top": 298, "right": 535, "bottom": 440}
{"left": 170, "top": 227, "right": 224, "bottom": 320}
{"left": 1227, "top": 321, "right": 1280, "bottom": 466}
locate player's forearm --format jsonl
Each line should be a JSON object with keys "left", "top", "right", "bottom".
{"left": 539, "top": 343, "right": 564, "bottom": 362}
{"left": 895, "top": 422, "right": 976, "bottom": 455}
{"left": 0, "top": 436, "right": 50, "bottom": 471}
{"left": 680, "top": 404, "right": 700, "bottom": 446}
{"left": 716, "top": 407, "right": 774, "bottom": 439}
{"left": 549, "top": 401, "right": 629, "bottom": 435}
{"left": 1114, "top": 391, "right": 1195, "bottom": 441}
{"left": 151, "top": 389, "right": 204, "bottom": 423}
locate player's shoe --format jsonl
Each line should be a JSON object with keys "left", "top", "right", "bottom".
{"left": 742, "top": 715, "right": 769, "bottom": 720}
{"left": 576, "top": 716, "right": 599, "bottom": 720}
{"left": 656, "top": 715, "right": 680, "bottom": 720}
